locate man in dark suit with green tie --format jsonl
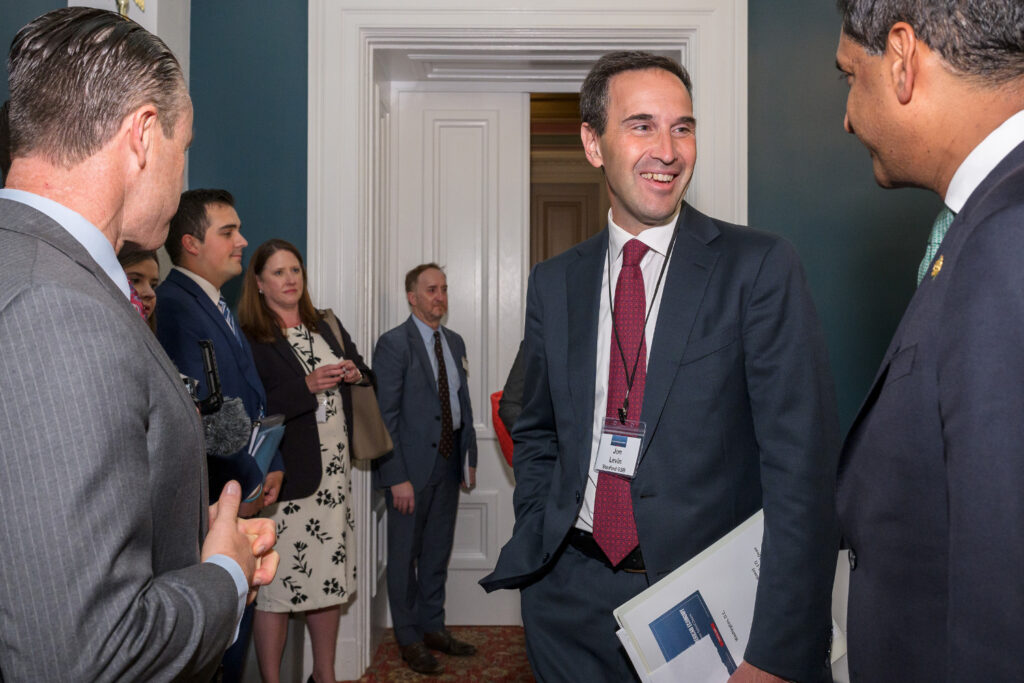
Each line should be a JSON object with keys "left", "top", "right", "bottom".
{"left": 835, "top": 1, "right": 1024, "bottom": 680}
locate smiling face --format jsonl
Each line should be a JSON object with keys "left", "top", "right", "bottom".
{"left": 123, "top": 256, "right": 159, "bottom": 319}
{"left": 256, "top": 248, "right": 305, "bottom": 316}
{"left": 407, "top": 267, "right": 448, "bottom": 328}
{"left": 185, "top": 202, "right": 247, "bottom": 289}
{"left": 581, "top": 68, "right": 696, "bottom": 234}
{"left": 836, "top": 31, "right": 910, "bottom": 188}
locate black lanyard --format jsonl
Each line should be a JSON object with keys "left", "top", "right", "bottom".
{"left": 605, "top": 225, "right": 679, "bottom": 424}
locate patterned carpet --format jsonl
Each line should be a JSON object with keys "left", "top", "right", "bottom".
{"left": 341, "top": 626, "right": 534, "bottom": 682}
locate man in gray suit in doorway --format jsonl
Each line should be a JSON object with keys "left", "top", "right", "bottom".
{"left": 374, "top": 263, "right": 478, "bottom": 676}
{"left": 0, "top": 8, "right": 278, "bottom": 681}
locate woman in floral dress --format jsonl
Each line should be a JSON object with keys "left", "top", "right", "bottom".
{"left": 239, "top": 239, "right": 371, "bottom": 683}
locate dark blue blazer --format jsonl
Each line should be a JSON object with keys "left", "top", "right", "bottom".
{"left": 156, "top": 268, "right": 282, "bottom": 496}
{"left": 372, "top": 316, "right": 477, "bottom": 491}
{"left": 838, "top": 140, "right": 1024, "bottom": 683}
{"left": 481, "top": 204, "right": 840, "bottom": 682}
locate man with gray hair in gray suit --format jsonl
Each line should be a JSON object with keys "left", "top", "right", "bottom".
{"left": 0, "top": 8, "right": 279, "bottom": 681}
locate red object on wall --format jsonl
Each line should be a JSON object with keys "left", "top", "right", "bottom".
{"left": 491, "top": 391, "right": 514, "bottom": 467}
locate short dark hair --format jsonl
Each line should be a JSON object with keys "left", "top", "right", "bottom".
{"left": 837, "top": 0, "right": 1024, "bottom": 84}
{"left": 7, "top": 7, "right": 187, "bottom": 167}
{"left": 165, "top": 189, "right": 235, "bottom": 264}
{"left": 405, "top": 263, "right": 444, "bottom": 293}
{"left": 580, "top": 51, "right": 693, "bottom": 136}
{"left": 0, "top": 101, "right": 10, "bottom": 184}
{"left": 239, "top": 239, "right": 322, "bottom": 343}
{"left": 117, "top": 242, "right": 159, "bottom": 270}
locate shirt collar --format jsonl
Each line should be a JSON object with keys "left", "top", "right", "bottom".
{"left": 945, "top": 109, "right": 1024, "bottom": 213}
{"left": 411, "top": 313, "right": 442, "bottom": 345}
{"left": 173, "top": 265, "right": 223, "bottom": 306}
{"left": 607, "top": 207, "right": 679, "bottom": 261}
{"left": 0, "top": 188, "right": 130, "bottom": 299}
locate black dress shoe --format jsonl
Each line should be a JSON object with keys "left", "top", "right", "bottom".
{"left": 400, "top": 641, "right": 445, "bottom": 675}
{"left": 423, "top": 628, "right": 477, "bottom": 656}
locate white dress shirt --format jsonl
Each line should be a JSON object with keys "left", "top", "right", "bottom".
{"left": 945, "top": 109, "right": 1024, "bottom": 212}
{"left": 575, "top": 209, "right": 680, "bottom": 532}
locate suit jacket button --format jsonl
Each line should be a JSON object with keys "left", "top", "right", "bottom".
{"left": 848, "top": 549, "right": 858, "bottom": 571}
{"left": 575, "top": 491, "right": 581, "bottom": 503}
{"left": 542, "top": 552, "right": 550, "bottom": 563}
{"left": 431, "top": 442, "right": 437, "bottom": 448}
{"left": 435, "top": 415, "right": 440, "bottom": 421}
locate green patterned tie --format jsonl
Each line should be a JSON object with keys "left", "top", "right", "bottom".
{"left": 917, "top": 206, "right": 955, "bottom": 286}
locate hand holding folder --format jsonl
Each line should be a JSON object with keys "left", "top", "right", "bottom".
{"left": 248, "top": 414, "right": 285, "bottom": 476}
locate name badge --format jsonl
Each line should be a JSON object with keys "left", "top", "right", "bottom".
{"left": 594, "top": 418, "right": 645, "bottom": 478}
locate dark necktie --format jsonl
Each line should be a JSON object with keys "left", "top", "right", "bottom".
{"left": 128, "top": 284, "right": 147, "bottom": 320}
{"left": 593, "top": 238, "right": 649, "bottom": 566}
{"left": 433, "top": 330, "right": 455, "bottom": 458}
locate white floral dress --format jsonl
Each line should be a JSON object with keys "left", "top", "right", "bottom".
{"left": 256, "top": 324, "right": 356, "bottom": 612}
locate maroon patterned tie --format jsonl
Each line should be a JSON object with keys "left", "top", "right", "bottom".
{"left": 593, "top": 238, "right": 649, "bottom": 566}
{"left": 128, "top": 283, "right": 147, "bottom": 320}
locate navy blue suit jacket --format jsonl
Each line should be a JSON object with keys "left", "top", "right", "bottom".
{"left": 482, "top": 204, "right": 840, "bottom": 682}
{"left": 373, "top": 316, "right": 478, "bottom": 491}
{"left": 838, "top": 140, "right": 1024, "bottom": 682}
{"left": 156, "top": 268, "right": 282, "bottom": 496}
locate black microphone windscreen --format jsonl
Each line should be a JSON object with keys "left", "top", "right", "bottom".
{"left": 203, "top": 397, "right": 252, "bottom": 456}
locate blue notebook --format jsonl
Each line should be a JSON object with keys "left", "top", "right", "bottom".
{"left": 248, "top": 414, "right": 285, "bottom": 476}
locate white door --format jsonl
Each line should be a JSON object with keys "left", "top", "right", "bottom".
{"left": 384, "top": 89, "right": 529, "bottom": 625}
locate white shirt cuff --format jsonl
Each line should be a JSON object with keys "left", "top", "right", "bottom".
{"left": 204, "top": 554, "right": 248, "bottom": 643}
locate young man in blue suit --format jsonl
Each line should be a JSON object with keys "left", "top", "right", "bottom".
{"left": 374, "top": 263, "right": 478, "bottom": 675}
{"left": 835, "top": 2, "right": 1024, "bottom": 680}
{"left": 157, "top": 188, "right": 285, "bottom": 681}
{"left": 480, "top": 52, "right": 840, "bottom": 682}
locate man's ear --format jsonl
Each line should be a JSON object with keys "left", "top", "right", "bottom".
{"left": 406, "top": 290, "right": 416, "bottom": 308}
{"left": 887, "top": 22, "right": 919, "bottom": 105}
{"left": 181, "top": 233, "right": 202, "bottom": 257}
{"left": 127, "top": 104, "right": 160, "bottom": 170}
{"left": 581, "top": 123, "right": 603, "bottom": 169}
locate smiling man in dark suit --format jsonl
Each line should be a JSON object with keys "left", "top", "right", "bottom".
{"left": 0, "top": 8, "right": 277, "bottom": 680}
{"left": 834, "top": 2, "right": 1024, "bottom": 681}
{"left": 157, "top": 188, "right": 285, "bottom": 681}
{"left": 480, "top": 52, "right": 840, "bottom": 683}
{"left": 374, "top": 263, "right": 479, "bottom": 676}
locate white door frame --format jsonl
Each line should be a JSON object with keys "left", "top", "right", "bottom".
{"left": 307, "top": 1, "right": 747, "bottom": 677}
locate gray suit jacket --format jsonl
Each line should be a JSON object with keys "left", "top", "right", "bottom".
{"left": 482, "top": 204, "right": 840, "bottom": 682}
{"left": 373, "top": 316, "right": 478, "bottom": 490}
{"left": 0, "top": 199, "right": 238, "bottom": 681}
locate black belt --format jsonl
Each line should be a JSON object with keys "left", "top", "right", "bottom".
{"left": 567, "top": 528, "right": 646, "bottom": 572}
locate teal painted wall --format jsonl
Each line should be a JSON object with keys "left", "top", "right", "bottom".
{"left": 188, "top": 1, "right": 307, "bottom": 306}
{"left": 1, "top": 1, "right": 63, "bottom": 103}
{"left": 748, "top": 0, "right": 941, "bottom": 430}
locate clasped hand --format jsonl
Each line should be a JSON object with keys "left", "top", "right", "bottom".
{"left": 305, "top": 361, "right": 361, "bottom": 393}
{"left": 202, "top": 481, "right": 280, "bottom": 603}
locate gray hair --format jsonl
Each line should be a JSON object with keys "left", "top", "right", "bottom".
{"left": 837, "top": 0, "right": 1024, "bottom": 84}
{"left": 7, "top": 7, "right": 187, "bottom": 167}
